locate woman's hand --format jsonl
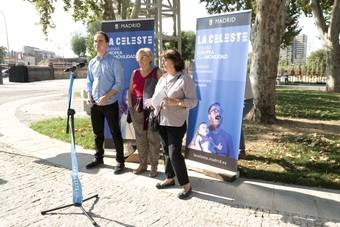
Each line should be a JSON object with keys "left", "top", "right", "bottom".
{"left": 163, "top": 98, "right": 180, "bottom": 106}
{"left": 144, "top": 98, "right": 153, "bottom": 108}
{"left": 86, "top": 97, "right": 94, "bottom": 107}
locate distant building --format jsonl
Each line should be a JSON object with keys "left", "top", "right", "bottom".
{"left": 280, "top": 34, "right": 307, "bottom": 65}
{"left": 21, "top": 46, "right": 56, "bottom": 65}
{"left": 48, "top": 57, "right": 87, "bottom": 68}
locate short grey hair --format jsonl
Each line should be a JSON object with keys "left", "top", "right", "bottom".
{"left": 136, "top": 48, "right": 153, "bottom": 63}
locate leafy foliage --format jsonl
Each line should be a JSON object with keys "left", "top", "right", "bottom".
{"left": 282, "top": 0, "right": 302, "bottom": 48}
{"left": 71, "top": 33, "right": 87, "bottom": 57}
{"left": 200, "top": 0, "right": 255, "bottom": 15}
{"left": 306, "top": 49, "right": 327, "bottom": 76}
{"left": 27, "top": 0, "right": 137, "bottom": 36}
{"left": 162, "top": 31, "right": 196, "bottom": 62}
{"left": 181, "top": 31, "right": 196, "bottom": 62}
{"left": 26, "top": 0, "right": 56, "bottom": 36}
{"left": 297, "top": 0, "right": 333, "bottom": 24}
{"left": 86, "top": 21, "right": 101, "bottom": 59}
{"left": 199, "top": 0, "right": 302, "bottom": 47}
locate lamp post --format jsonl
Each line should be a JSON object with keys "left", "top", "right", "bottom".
{"left": 0, "top": 9, "right": 10, "bottom": 65}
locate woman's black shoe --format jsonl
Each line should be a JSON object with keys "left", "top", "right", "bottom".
{"left": 177, "top": 187, "right": 192, "bottom": 199}
{"left": 155, "top": 180, "right": 175, "bottom": 189}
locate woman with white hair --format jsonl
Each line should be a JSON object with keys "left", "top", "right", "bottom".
{"left": 128, "top": 48, "right": 161, "bottom": 177}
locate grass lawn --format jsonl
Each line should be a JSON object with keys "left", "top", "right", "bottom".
{"left": 31, "top": 88, "right": 340, "bottom": 189}
{"left": 31, "top": 117, "right": 95, "bottom": 149}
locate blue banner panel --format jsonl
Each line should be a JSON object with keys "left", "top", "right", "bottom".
{"left": 186, "top": 11, "right": 251, "bottom": 172}
{"left": 101, "top": 19, "right": 155, "bottom": 141}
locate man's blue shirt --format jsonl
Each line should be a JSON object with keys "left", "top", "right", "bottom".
{"left": 86, "top": 52, "right": 124, "bottom": 105}
{"left": 207, "top": 128, "right": 235, "bottom": 159}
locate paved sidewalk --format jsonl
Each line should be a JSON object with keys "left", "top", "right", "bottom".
{"left": 0, "top": 79, "right": 339, "bottom": 227}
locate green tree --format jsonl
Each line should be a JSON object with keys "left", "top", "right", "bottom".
{"left": 0, "top": 46, "right": 6, "bottom": 63}
{"left": 300, "top": 0, "right": 340, "bottom": 92}
{"left": 181, "top": 31, "right": 195, "bottom": 62}
{"left": 28, "top": 0, "right": 141, "bottom": 36}
{"left": 200, "top": 0, "right": 302, "bottom": 47}
{"left": 28, "top": 1, "right": 144, "bottom": 60}
{"left": 71, "top": 33, "right": 87, "bottom": 57}
{"left": 278, "top": 57, "right": 288, "bottom": 76}
{"left": 161, "top": 31, "right": 195, "bottom": 63}
{"left": 86, "top": 21, "right": 101, "bottom": 59}
{"left": 201, "top": 0, "right": 291, "bottom": 123}
{"left": 306, "top": 49, "right": 327, "bottom": 77}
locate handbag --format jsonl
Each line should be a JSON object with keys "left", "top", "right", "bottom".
{"left": 148, "top": 73, "right": 182, "bottom": 131}
{"left": 148, "top": 108, "right": 160, "bottom": 132}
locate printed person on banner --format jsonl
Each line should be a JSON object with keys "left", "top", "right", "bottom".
{"left": 127, "top": 48, "right": 161, "bottom": 177}
{"left": 85, "top": 31, "right": 125, "bottom": 174}
{"left": 188, "top": 122, "right": 222, "bottom": 153}
{"left": 207, "top": 102, "right": 235, "bottom": 158}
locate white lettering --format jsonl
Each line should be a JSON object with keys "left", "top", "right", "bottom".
{"left": 197, "top": 32, "right": 248, "bottom": 45}
{"left": 120, "top": 23, "right": 141, "bottom": 29}
{"left": 214, "top": 16, "right": 236, "bottom": 25}
{"left": 109, "top": 35, "right": 153, "bottom": 46}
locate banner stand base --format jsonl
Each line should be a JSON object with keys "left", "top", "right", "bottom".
{"left": 186, "top": 160, "right": 239, "bottom": 182}
{"left": 41, "top": 194, "right": 99, "bottom": 226}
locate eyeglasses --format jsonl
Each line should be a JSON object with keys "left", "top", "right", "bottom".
{"left": 209, "top": 108, "right": 223, "bottom": 114}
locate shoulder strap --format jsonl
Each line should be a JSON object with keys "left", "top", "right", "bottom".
{"left": 152, "top": 67, "right": 159, "bottom": 79}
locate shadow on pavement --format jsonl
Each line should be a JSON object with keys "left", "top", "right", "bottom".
{"left": 42, "top": 195, "right": 134, "bottom": 227}
{"left": 0, "top": 178, "right": 7, "bottom": 185}
{"left": 190, "top": 176, "right": 340, "bottom": 224}
{"left": 34, "top": 152, "right": 109, "bottom": 174}
{"left": 33, "top": 151, "right": 340, "bottom": 225}
{"left": 34, "top": 152, "right": 136, "bottom": 175}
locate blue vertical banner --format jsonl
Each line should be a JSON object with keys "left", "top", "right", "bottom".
{"left": 186, "top": 11, "right": 251, "bottom": 172}
{"left": 101, "top": 19, "right": 155, "bottom": 141}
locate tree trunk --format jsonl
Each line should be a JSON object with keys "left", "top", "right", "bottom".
{"left": 310, "top": 0, "right": 340, "bottom": 92}
{"left": 327, "top": 0, "right": 340, "bottom": 92}
{"left": 130, "top": 0, "right": 141, "bottom": 19}
{"left": 102, "top": 0, "right": 116, "bottom": 20}
{"left": 249, "top": 0, "right": 286, "bottom": 123}
{"left": 121, "top": 0, "right": 130, "bottom": 19}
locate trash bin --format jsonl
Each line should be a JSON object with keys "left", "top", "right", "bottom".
{"left": 9, "top": 65, "right": 28, "bottom": 82}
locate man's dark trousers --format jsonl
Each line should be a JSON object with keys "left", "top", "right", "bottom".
{"left": 90, "top": 101, "right": 124, "bottom": 164}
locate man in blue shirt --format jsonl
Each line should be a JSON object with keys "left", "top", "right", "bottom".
{"left": 206, "top": 102, "right": 235, "bottom": 159}
{"left": 85, "top": 31, "right": 125, "bottom": 174}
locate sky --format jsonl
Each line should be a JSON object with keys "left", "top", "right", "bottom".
{"left": 0, "top": 0, "right": 321, "bottom": 58}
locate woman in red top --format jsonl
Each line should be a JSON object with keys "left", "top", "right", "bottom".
{"left": 128, "top": 48, "right": 161, "bottom": 177}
